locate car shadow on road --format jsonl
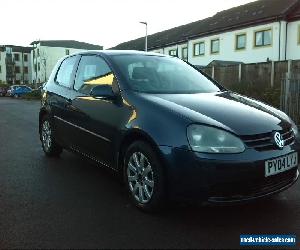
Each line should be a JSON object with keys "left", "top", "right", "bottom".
{"left": 42, "top": 150, "right": 298, "bottom": 241}
{"left": 5, "top": 148, "right": 294, "bottom": 249}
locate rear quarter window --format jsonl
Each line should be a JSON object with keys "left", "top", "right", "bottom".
{"left": 55, "top": 56, "right": 77, "bottom": 88}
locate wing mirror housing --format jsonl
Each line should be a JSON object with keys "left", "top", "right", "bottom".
{"left": 90, "top": 85, "right": 116, "bottom": 99}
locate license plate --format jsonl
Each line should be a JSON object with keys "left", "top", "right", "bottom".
{"left": 265, "top": 152, "right": 298, "bottom": 177}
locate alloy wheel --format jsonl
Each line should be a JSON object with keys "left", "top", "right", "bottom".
{"left": 127, "top": 152, "right": 154, "bottom": 204}
{"left": 41, "top": 120, "right": 52, "bottom": 152}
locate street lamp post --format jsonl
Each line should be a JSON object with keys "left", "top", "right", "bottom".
{"left": 140, "top": 22, "right": 148, "bottom": 52}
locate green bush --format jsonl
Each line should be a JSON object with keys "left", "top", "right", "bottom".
{"left": 22, "top": 90, "right": 42, "bottom": 100}
{"left": 228, "top": 83, "right": 281, "bottom": 108}
{"left": 0, "top": 82, "right": 8, "bottom": 88}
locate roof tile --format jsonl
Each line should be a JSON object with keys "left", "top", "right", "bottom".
{"left": 30, "top": 40, "right": 103, "bottom": 50}
{"left": 111, "top": 0, "right": 300, "bottom": 51}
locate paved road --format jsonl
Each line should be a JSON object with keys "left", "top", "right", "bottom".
{"left": 0, "top": 97, "right": 299, "bottom": 249}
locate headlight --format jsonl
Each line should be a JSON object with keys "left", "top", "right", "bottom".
{"left": 187, "top": 125, "right": 245, "bottom": 153}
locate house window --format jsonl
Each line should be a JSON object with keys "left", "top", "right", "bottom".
{"left": 0, "top": 65, "right": 1, "bottom": 73}
{"left": 15, "top": 66, "right": 20, "bottom": 74}
{"left": 6, "top": 47, "right": 12, "bottom": 54}
{"left": 14, "top": 54, "right": 20, "bottom": 61}
{"left": 255, "top": 29, "right": 272, "bottom": 47}
{"left": 24, "top": 54, "right": 28, "bottom": 62}
{"left": 38, "top": 62, "right": 40, "bottom": 71}
{"left": 182, "top": 47, "right": 188, "bottom": 61}
{"left": 66, "top": 49, "right": 70, "bottom": 55}
{"left": 37, "top": 48, "right": 40, "bottom": 56}
{"left": 236, "top": 34, "right": 246, "bottom": 50}
{"left": 33, "top": 50, "right": 35, "bottom": 58}
{"left": 169, "top": 49, "right": 177, "bottom": 56}
{"left": 193, "top": 42, "right": 205, "bottom": 56}
{"left": 211, "top": 39, "right": 220, "bottom": 54}
{"left": 24, "top": 67, "right": 28, "bottom": 74}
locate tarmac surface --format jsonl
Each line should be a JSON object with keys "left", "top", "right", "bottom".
{"left": 0, "top": 97, "right": 299, "bottom": 249}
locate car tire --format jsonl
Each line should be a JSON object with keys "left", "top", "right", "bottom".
{"left": 40, "top": 115, "right": 63, "bottom": 157}
{"left": 13, "top": 94, "right": 19, "bottom": 98}
{"left": 123, "top": 141, "right": 166, "bottom": 212}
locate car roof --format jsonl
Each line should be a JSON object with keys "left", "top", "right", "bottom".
{"left": 72, "top": 50, "right": 168, "bottom": 57}
{"left": 12, "top": 85, "right": 29, "bottom": 88}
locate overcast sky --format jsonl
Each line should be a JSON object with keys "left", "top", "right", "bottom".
{"left": 2, "top": 0, "right": 254, "bottom": 49}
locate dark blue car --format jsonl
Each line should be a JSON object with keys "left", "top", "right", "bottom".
{"left": 11, "top": 85, "right": 32, "bottom": 97}
{"left": 39, "top": 51, "right": 299, "bottom": 212}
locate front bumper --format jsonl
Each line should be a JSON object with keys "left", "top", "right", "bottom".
{"left": 159, "top": 143, "right": 300, "bottom": 203}
{"left": 208, "top": 168, "right": 298, "bottom": 203}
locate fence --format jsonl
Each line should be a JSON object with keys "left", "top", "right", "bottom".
{"left": 201, "top": 60, "right": 300, "bottom": 122}
{"left": 201, "top": 60, "right": 300, "bottom": 89}
{"left": 281, "top": 74, "right": 300, "bottom": 124}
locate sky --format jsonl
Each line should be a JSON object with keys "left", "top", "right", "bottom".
{"left": 2, "top": 0, "right": 255, "bottom": 49}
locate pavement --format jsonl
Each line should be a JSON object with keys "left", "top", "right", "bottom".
{"left": 0, "top": 97, "right": 300, "bottom": 249}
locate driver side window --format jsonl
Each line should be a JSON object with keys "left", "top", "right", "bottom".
{"left": 74, "top": 55, "right": 114, "bottom": 95}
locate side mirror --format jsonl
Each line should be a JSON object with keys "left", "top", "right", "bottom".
{"left": 90, "top": 85, "right": 115, "bottom": 99}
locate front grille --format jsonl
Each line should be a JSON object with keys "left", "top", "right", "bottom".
{"left": 209, "top": 168, "right": 298, "bottom": 198}
{"left": 240, "top": 128, "right": 295, "bottom": 151}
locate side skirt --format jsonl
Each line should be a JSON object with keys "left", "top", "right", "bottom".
{"left": 68, "top": 145, "right": 118, "bottom": 173}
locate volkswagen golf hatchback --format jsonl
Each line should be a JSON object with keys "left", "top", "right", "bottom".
{"left": 39, "top": 51, "right": 299, "bottom": 211}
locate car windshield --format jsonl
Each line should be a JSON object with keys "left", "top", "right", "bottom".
{"left": 111, "top": 54, "right": 222, "bottom": 94}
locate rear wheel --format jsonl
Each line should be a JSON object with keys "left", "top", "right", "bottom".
{"left": 41, "top": 115, "right": 63, "bottom": 157}
{"left": 123, "top": 141, "right": 166, "bottom": 212}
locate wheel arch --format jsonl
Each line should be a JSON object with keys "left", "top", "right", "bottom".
{"left": 117, "top": 129, "right": 167, "bottom": 173}
{"left": 39, "top": 108, "right": 49, "bottom": 135}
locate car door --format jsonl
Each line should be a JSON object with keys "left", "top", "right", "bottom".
{"left": 49, "top": 55, "right": 80, "bottom": 147}
{"left": 65, "top": 55, "right": 128, "bottom": 167}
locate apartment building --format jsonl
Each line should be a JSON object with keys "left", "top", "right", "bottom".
{"left": 31, "top": 40, "right": 103, "bottom": 84}
{"left": 0, "top": 45, "right": 32, "bottom": 84}
{"left": 111, "top": 0, "right": 300, "bottom": 66}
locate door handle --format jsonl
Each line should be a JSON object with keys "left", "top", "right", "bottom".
{"left": 65, "top": 99, "right": 79, "bottom": 112}
{"left": 65, "top": 99, "right": 72, "bottom": 107}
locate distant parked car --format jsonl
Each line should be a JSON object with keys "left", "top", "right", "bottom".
{"left": 36, "top": 86, "right": 43, "bottom": 92}
{"left": 0, "top": 86, "right": 8, "bottom": 97}
{"left": 10, "top": 85, "right": 32, "bottom": 98}
{"left": 6, "top": 85, "right": 19, "bottom": 97}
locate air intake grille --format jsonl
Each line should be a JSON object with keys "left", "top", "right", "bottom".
{"left": 209, "top": 168, "right": 297, "bottom": 198}
{"left": 240, "top": 128, "right": 295, "bottom": 151}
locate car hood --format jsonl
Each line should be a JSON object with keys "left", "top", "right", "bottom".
{"left": 140, "top": 91, "right": 291, "bottom": 135}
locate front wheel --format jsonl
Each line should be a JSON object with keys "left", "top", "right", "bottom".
{"left": 40, "top": 115, "right": 63, "bottom": 157}
{"left": 123, "top": 141, "right": 166, "bottom": 212}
